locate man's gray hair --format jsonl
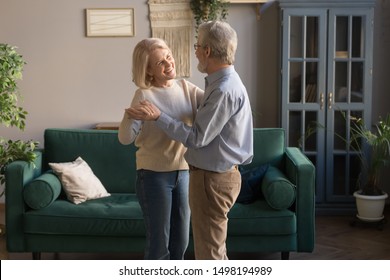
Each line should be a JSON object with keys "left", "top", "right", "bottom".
{"left": 198, "top": 21, "right": 238, "bottom": 65}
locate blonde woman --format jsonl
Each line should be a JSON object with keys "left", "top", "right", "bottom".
{"left": 118, "top": 38, "right": 203, "bottom": 260}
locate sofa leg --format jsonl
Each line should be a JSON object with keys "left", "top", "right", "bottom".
{"left": 32, "top": 252, "right": 41, "bottom": 260}
{"left": 281, "top": 251, "right": 289, "bottom": 260}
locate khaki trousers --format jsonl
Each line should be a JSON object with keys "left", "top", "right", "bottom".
{"left": 189, "top": 166, "right": 241, "bottom": 260}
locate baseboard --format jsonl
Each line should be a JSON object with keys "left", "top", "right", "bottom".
{"left": 315, "top": 204, "right": 356, "bottom": 216}
{"left": 315, "top": 200, "right": 389, "bottom": 216}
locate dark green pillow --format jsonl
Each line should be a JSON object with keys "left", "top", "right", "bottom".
{"left": 23, "top": 171, "right": 62, "bottom": 209}
{"left": 237, "top": 164, "right": 269, "bottom": 204}
{"left": 261, "top": 166, "right": 296, "bottom": 210}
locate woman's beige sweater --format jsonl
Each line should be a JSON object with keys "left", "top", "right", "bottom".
{"left": 118, "top": 79, "right": 203, "bottom": 171}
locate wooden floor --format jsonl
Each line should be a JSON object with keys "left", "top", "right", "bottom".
{"left": 1, "top": 204, "right": 389, "bottom": 260}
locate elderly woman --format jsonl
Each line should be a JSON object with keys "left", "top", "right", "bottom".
{"left": 118, "top": 38, "right": 203, "bottom": 260}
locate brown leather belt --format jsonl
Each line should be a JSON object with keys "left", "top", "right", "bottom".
{"left": 189, "top": 165, "right": 200, "bottom": 171}
{"left": 189, "top": 165, "right": 238, "bottom": 172}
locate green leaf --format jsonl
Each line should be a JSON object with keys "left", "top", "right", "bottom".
{"left": 1, "top": 44, "right": 36, "bottom": 192}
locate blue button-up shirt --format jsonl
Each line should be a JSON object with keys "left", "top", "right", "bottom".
{"left": 156, "top": 66, "right": 253, "bottom": 172}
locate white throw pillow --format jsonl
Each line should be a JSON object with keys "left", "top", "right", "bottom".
{"left": 49, "top": 157, "right": 110, "bottom": 204}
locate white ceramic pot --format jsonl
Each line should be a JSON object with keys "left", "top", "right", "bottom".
{"left": 353, "top": 191, "right": 388, "bottom": 222}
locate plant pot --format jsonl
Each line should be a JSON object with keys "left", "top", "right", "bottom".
{"left": 353, "top": 191, "right": 388, "bottom": 222}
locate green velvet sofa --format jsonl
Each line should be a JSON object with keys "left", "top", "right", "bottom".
{"left": 5, "top": 128, "right": 315, "bottom": 260}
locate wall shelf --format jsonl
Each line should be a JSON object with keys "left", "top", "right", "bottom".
{"left": 230, "top": 0, "right": 275, "bottom": 20}
{"left": 229, "top": 0, "right": 269, "bottom": 3}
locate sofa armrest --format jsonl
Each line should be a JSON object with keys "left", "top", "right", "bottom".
{"left": 284, "top": 147, "right": 315, "bottom": 252}
{"left": 5, "top": 151, "right": 43, "bottom": 251}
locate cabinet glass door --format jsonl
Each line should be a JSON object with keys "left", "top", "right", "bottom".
{"left": 281, "top": 9, "right": 327, "bottom": 202}
{"left": 325, "top": 9, "right": 373, "bottom": 202}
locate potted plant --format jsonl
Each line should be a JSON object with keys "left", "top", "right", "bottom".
{"left": 349, "top": 114, "right": 390, "bottom": 222}
{"left": 303, "top": 112, "right": 390, "bottom": 222}
{"left": 190, "top": 0, "right": 229, "bottom": 33}
{"left": 0, "top": 43, "right": 38, "bottom": 234}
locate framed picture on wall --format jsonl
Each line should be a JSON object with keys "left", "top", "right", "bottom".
{"left": 85, "top": 8, "right": 135, "bottom": 37}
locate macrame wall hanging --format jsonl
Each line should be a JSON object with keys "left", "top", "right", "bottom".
{"left": 148, "top": 0, "right": 193, "bottom": 77}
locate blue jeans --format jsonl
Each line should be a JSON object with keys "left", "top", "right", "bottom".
{"left": 136, "top": 169, "right": 190, "bottom": 260}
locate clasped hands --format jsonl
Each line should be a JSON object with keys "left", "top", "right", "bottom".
{"left": 125, "top": 100, "right": 161, "bottom": 121}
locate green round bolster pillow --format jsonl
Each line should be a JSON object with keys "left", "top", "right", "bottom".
{"left": 23, "top": 171, "right": 62, "bottom": 209}
{"left": 261, "top": 166, "right": 296, "bottom": 210}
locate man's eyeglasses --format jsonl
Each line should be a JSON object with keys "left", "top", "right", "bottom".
{"left": 194, "top": 43, "right": 205, "bottom": 50}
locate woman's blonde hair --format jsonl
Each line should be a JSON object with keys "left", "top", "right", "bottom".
{"left": 132, "top": 38, "right": 171, "bottom": 89}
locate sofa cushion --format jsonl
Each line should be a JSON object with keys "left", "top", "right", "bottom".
{"left": 23, "top": 172, "right": 62, "bottom": 210}
{"left": 228, "top": 200, "right": 296, "bottom": 235}
{"left": 24, "top": 194, "right": 145, "bottom": 237}
{"left": 49, "top": 157, "right": 110, "bottom": 204}
{"left": 261, "top": 166, "right": 296, "bottom": 210}
{"left": 245, "top": 128, "right": 285, "bottom": 169}
{"left": 237, "top": 164, "right": 269, "bottom": 204}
